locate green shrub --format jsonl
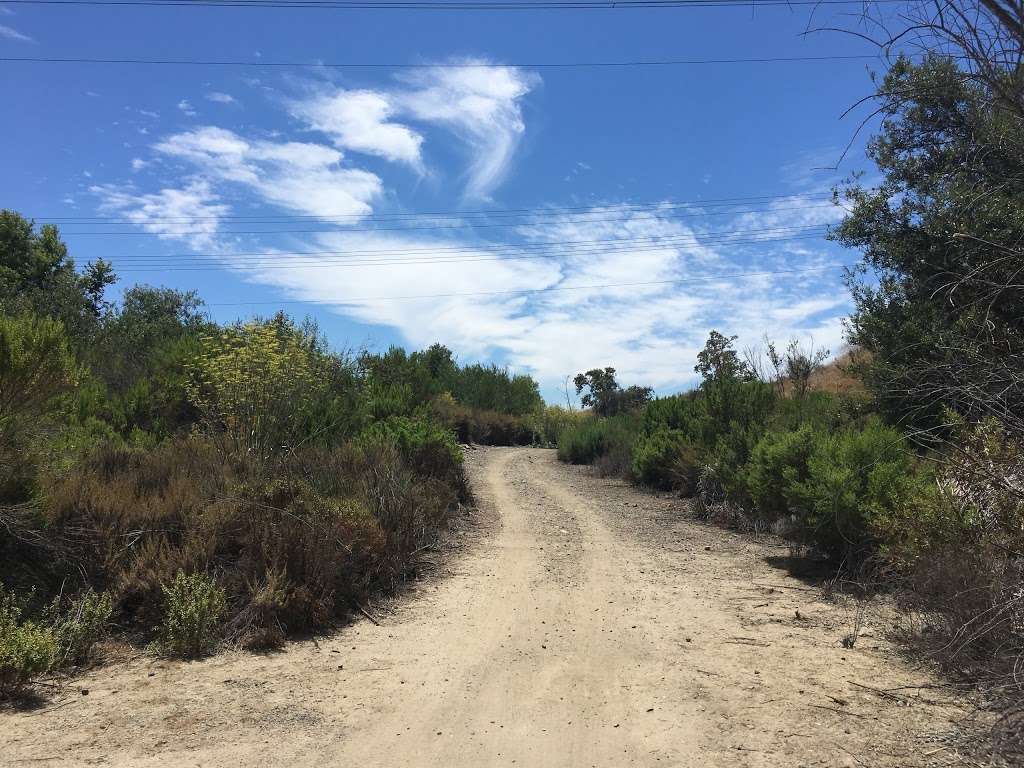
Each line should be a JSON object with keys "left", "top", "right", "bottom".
{"left": 642, "top": 393, "right": 701, "bottom": 436}
{"left": 431, "top": 395, "right": 534, "bottom": 446}
{"left": 639, "top": 382, "right": 777, "bottom": 501}
{"left": 632, "top": 428, "right": 698, "bottom": 492}
{"left": 593, "top": 430, "right": 637, "bottom": 478}
{"left": 0, "top": 587, "right": 57, "bottom": 696}
{"left": 556, "top": 416, "right": 604, "bottom": 464}
{"left": 0, "top": 312, "right": 80, "bottom": 446}
{"left": 0, "top": 312, "right": 81, "bottom": 504}
{"left": 358, "top": 415, "right": 460, "bottom": 466}
{"left": 452, "top": 363, "right": 543, "bottom": 415}
{"left": 526, "top": 405, "right": 586, "bottom": 447}
{"left": 771, "top": 389, "right": 851, "bottom": 431}
{"left": 156, "top": 571, "right": 225, "bottom": 658}
{"left": 186, "top": 315, "right": 347, "bottom": 458}
{"left": 48, "top": 588, "right": 113, "bottom": 666}
{"left": 744, "top": 426, "right": 817, "bottom": 522}
{"left": 557, "top": 414, "right": 639, "bottom": 468}
{"left": 785, "top": 417, "right": 921, "bottom": 562}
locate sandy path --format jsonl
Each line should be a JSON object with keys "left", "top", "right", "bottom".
{"left": 2, "top": 447, "right": 973, "bottom": 767}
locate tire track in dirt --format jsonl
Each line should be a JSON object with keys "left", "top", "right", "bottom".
{"left": 0, "top": 447, "right": 974, "bottom": 767}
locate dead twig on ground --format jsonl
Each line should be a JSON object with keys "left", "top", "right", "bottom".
{"left": 354, "top": 603, "right": 382, "bottom": 626}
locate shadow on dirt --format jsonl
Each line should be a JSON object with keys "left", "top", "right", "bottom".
{"left": 763, "top": 553, "right": 836, "bottom": 586}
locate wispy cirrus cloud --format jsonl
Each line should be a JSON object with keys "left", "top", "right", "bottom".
{"left": 218, "top": 203, "right": 850, "bottom": 391}
{"left": 93, "top": 63, "right": 852, "bottom": 394}
{"left": 91, "top": 180, "right": 228, "bottom": 248}
{"left": 399, "top": 62, "right": 539, "bottom": 200}
{"left": 205, "top": 92, "right": 238, "bottom": 105}
{"left": 290, "top": 60, "right": 538, "bottom": 199}
{"left": 731, "top": 194, "right": 846, "bottom": 232}
{"left": 0, "top": 23, "right": 33, "bottom": 42}
{"left": 153, "top": 125, "right": 382, "bottom": 218}
{"left": 291, "top": 88, "right": 424, "bottom": 169}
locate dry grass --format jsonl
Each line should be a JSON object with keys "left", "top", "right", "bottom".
{"left": 807, "top": 348, "right": 867, "bottom": 396}
{"left": 15, "top": 437, "right": 466, "bottom": 650}
{"left": 431, "top": 398, "right": 535, "bottom": 446}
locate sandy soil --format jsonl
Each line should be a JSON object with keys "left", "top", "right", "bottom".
{"left": 1, "top": 447, "right": 979, "bottom": 767}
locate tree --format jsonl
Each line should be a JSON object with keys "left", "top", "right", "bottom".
{"left": 831, "top": 54, "right": 1024, "bottom": 435}
{"left": 0, "top": 313, "right": 79, "bottom": 501}
{"left": 0, "top": 313, "right": 79, "bottom": 447}
{"left": 695, "top": 330, "right": 753, "bottom": 384}
{"left": 0, "top": 211, "right": 116, "bottom": 342}
{"left": 95, "top": 286, "right": 207, "bottom": 385}
{"left": 764, "top": 338, "right": 830, "bottom": 401}
{"left": 82, "top": 286, "right": 211, "bottom": 438}
{"left": 575, "top": 367, "right": 615, "bottom": 413}
{"left": 415, "top": 343, "right": 458, "bottom": 393}
{"left": 573, "top": 367, "right": 652, "bottom": 416}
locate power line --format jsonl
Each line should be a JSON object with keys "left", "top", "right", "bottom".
{"left": 0, "top": 0, "right": 905, "bottom": 9}
{"left": 203, "top": 263, "right": 851, "bottom": 305}
{"left": 105, "top": 224, "right": 832, "bottom": 265}
{"left": 114, "top": 234, "right": 831, "bottom": 271}
{"left": 106, "top": 224, "right": 830, "bottom": 265}
{"left": 61, "top": 203, "right": 841, "bottom": 236}
{"left": 40, "top": 191, "right": 837, "bottom": 223}
{"left": 111, "top": 225, "right": 828, "bottom": 260}
{"left": 110, "top": 232, "right": 831, "bottom": 270}
{"left": 0, "top": 54, "right": 882, "bottom": 69}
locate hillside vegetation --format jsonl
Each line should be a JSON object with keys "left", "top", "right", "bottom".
{"left": 0, "top": 213, "right": 581, "bottom": 694}
{"left": 558, "top": 46, "right": 1024, "bottom": 758}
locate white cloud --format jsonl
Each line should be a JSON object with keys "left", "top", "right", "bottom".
{"left": 92, "top": 180, "right": 228, "bottom": 248}
{"left": 0, "top": 23, "right": 32, "bottom": 42}
{"left": 219, "top": 204, "right": 850, "bottom": 392}
{"left": 130, "top": 157, "right": 148, "bottom": 171}
{"left": 236, "top": 231, "right": 560, "bottom": 361}
{"left": 154, "top": 125, "right": 382, "bottom": 218}
{"left": 290, "top": 61, "right": 538, "bottom": 199}
{"left": 564, "top": 161, "right": 591, "bottom": 182}
{"left": 399, "top": 62, "right": 539, "bottom": 200}
{"left": 92, "top": 76, "right": 851, "bottom": 395}
{"left": 205, "top": 92, "right": 237, "bottom": 105}
{"left": 731, "top": 194, "right": 846, "bottom": 232}
{"left": 779, "top": 147, "right": 847, "bottom": 189}
{"left": 291, "top": 89, "right": 423, "bottom": 169}
{"left": 177, "top": 99, "right": 196, "bottom": 117}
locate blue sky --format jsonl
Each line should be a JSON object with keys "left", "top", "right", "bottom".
{"left": 0, "top": 2, "right": 889, "bottom": 399}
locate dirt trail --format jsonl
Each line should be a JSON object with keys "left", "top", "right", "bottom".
{"left": 2, "top": 448, "right": 972, "bottom": 767}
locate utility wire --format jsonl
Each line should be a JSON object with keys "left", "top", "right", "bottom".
{"left": 111, "top": 225, "right": 828, "bottom": 261}
{"left": 111, "top": 232, "right": 830, "bottom": 269}
{"left": 61, "top": 203, "right": 840, "bottom": 236}
{"left": 204, "top": 263, "right": 850, "bottom": 305}
{"left": 0, "top": 54, "right": 882, "bottom": 69}
{"left": 106, "top": 224, "right": 829, "bottom": 265}
{"left": 39, "top": 191, "right": 837, "bottom": 223}
{"left": 114, "top": 233, "right": 831, "bottom": 271}
{"left": 0, "top": 0, "right": 907, "bottom": 9}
